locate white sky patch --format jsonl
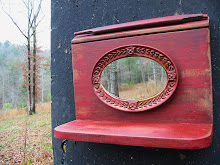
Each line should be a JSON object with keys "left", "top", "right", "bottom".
{"left": 0, "top": 0, "right": 51, "bottom": 50}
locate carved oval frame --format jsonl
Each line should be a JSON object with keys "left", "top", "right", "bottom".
{"left": 92, "top": 45, "right": 178, "bottom": 112}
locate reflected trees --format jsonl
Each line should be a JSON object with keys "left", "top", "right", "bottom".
{"left": 101, "top": 57, "right": 167, "bottom": 100}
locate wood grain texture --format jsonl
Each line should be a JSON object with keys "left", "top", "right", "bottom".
{"left": 91, "top": 45, "right": 178, "bottom": 112}
{"left": 72, "top": 28, "right": 212, "bottom": 124}
{"left": 54, "top": 120, "right": 212, "bottom": 149}
{"left": 72, "top": 19, "right": 209, "bottom": 44}
{"left": 55, "top": 20, "right": 212, "bottom": 149}
{"left": 51, "top": 0, "right": 220, "bottom": 163}
{"left": 74, "top": 14, "right": 208, "bottom": 35}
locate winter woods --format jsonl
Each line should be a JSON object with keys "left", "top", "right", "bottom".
{"left": 101, "top": 57, "right": 167, "bottom": 100}
{"left": 0, "top": 41, "right": 51, "bottom": 112}
{"left": 0, "top": 0, "right": 50, "bottom": 115}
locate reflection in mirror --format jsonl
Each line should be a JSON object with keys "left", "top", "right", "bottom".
{"left": 101, "top": 57, "right": 168, "bottom": 100}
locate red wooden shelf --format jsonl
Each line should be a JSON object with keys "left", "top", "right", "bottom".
{"left": 54, "top": 14, "right": 213, "bottom": 149}
{"left": 55, "top": 120, "right": 212, "bottom": 149}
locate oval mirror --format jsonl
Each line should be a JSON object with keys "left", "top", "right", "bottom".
{"left": 92, "top": 45, "right": 178, "bottom": 112}
{"left": 101, "top": 57, "right": 168, "bottom": 101}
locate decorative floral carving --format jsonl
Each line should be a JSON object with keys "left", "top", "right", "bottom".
{"left": 168, "top": 71, "right": 177, "bottom": 80}
{"left": 92, "top": 45, "right": 178, "bottom": 112}
{"left": 126, "top": 47, "right": 135, "bottom": 55}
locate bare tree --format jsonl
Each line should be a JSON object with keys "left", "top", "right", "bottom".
{"left": 1, "top": 0, "right": 43, "bottom": 115}
{"left": 152, "top": 60, "right": 157, "bottom": 89}
{"left": 32, "top": 0, "right": 43, "bottom": 113}
{"left": 140, "top": 60, "right": 147, "bottom": 87}
{"left": 109, "top": 62, "right": 119, "bottom": 97}
{"left": 161, "top": 66, "right": 164, "bottom": 85}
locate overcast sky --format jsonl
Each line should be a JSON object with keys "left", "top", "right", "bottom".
{"left": 0, "top": 0, "right": 50, "bottom": 50}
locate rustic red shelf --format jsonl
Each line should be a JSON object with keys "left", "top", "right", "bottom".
{"left": 55, "top": 120, "right": 212, "bottom": 149}
{"left": 54, "top": 14, "right": 213, "bottom": 149}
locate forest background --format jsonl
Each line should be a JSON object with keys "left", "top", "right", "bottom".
{"left": 0, "top": 41, "right": 51, "bottom": 111}
{"left": 0, "top": 0, "right": 51, "bottom": 112}
{"left": 0, "top": 0, "right": 52, "bottom": 164}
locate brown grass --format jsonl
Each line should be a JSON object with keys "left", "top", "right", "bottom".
{"left": 119, "top": 81, "right": 166, "bottom": 100}
{"left": 0, "top": 102, "right": 53, "bottom": 164}
{"left": 36, "top": 102, "right": 51, "bottom": 113}
{"left": 0, "top": 102, "right": 51, "bottom": 121}
{"left": 0, "top": 109, "right": 27, "bottom": 121}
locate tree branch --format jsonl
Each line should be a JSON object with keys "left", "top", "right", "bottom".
{"left": 30, "top": 0, "right": 42, "bottom": 28}
{"left": 1, "top": 4, "right": 28, "bottom": 39}
{"left": 28, "top": 4, "right": 33, "bottom": 31}
{"left": 21, "top": 0, "right": 28, "bottom": 9}
{"left": 36, "top": 15, "right": 44, "bottom": 27}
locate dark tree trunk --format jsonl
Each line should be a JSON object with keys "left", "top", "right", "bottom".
{"left": 27, "top": 36, "right": 32, "bottom": 115}
{"left": 106, "top": 67, "right": 111, "bottom": 91}
{"left": 140, "top": 60, "right": 147, "bottom": 87}
{"left": 32, "top": 19, "right": 37, "bottom": 113}
{"left": 27, "top": 0, "right": 32, "bottom": 115}
{"left": 110, "top": 62, "right": 119, "bottom": 97}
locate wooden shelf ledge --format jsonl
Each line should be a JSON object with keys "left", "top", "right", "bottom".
{"left": 54, "top": 120, "right": 212, "bottom": 149}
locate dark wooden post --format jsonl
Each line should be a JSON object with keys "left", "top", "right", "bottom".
{"left": 51, "top": 0, "right": 220, "bottom": 164}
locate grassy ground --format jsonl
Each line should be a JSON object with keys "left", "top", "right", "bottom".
{"left": 119, "top": 81, "right": 166, "bottom": 100}
{"left": 0, "top": 103, "right": 53, "bottom": 164}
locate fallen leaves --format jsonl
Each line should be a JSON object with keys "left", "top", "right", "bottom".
{"left": 0, "top": 103, "right": 53, "bottom": 164}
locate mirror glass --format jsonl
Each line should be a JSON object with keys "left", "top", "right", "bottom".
{"left": 101, "top": 57, "right": 168, "bottom": 100}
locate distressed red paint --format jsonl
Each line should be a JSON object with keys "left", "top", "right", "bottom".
{"left": 54, "top": 14, "right": 213, "bottom": 149}
{"left": 92, "top": 45, "right": 178, "bottom": 112}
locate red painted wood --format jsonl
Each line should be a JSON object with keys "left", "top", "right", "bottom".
{"left": 74, "top": 14, "right": 207, "bottom": 35}
{"left": 72, "top": 28, "right": 212, "bottom": 124}
{"left": 54, "top": 120, "right": 212, "bottom": 149}
{"left": 92, "top": 45, "right": 178, "bottom": 112}
{"left": 55, "top": 15, "right": 212, "bottom": 149}
{"left": 72, "top": 19, "right": 209, "bottom": 44}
